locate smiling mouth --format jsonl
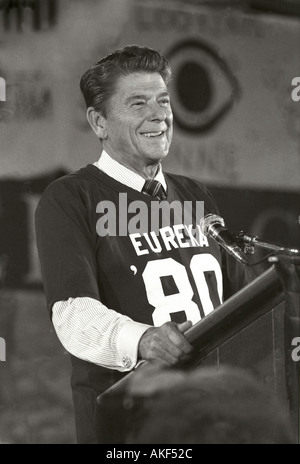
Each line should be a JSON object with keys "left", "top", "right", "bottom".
{"left": 141, "top": 131, "right": 165, "bottom": 138}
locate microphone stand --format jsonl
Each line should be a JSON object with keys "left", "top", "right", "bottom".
{"left": 235, "top": 231, "right": 300, "bottom": 259}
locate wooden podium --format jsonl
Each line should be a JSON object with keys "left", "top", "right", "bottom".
{"left": 97, "top": 255, "right": 300, "bottom": 444}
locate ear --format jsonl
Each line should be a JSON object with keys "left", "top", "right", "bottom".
{"left": 86, "top": 107, "right": 108, "bottom": 139}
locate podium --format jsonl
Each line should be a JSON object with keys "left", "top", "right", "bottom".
{"left": 96, "top": 255, "right": 300, "bottom": 444}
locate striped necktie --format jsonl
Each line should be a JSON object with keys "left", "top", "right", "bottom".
{"left": 142, "top": 179, "right": 167, "bottom": 200}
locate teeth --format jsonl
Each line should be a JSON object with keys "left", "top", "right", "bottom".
{"left": 142, "top": 131, "right": 163, "bottom": 138}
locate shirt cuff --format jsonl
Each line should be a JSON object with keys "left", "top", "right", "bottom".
{"left": 116, "top": 320, "right": 151, "bottom": 371}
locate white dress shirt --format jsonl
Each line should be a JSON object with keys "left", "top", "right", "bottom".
{"left": 52, "top": 151, "right": 167, "bottom": 372}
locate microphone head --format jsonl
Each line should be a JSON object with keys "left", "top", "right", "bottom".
{"left": 200, "top": 213, "right": 249, "bottom": 264}
{"left": 200, "top": 214, "right": 225, "bottom": 236}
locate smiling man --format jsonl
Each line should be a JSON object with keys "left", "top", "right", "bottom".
{"left": 35, "top": 45, "right": 252, "bottom": 443}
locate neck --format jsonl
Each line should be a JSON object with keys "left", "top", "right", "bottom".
{"left": 120, "top": 161, "right": 160, "bottom": 180}
{"left": 103, "top": 148, "right": 161, "bottom": 180}
{"left": 140, "top": 164, "right": 160, "bottom": 180}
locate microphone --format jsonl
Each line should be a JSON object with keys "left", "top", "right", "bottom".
{"left": 200, "top": 214, "right": 249, "bottom": 265}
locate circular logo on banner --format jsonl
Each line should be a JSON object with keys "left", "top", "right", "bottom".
{"left": 166, "top": 40, "right": 240, "bottom": 133}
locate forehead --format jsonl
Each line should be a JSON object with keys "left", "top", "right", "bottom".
{"left": 113, "top": 72, "right": 168, "bottom": 100}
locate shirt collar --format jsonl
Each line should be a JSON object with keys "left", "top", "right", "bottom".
{"left": 94, "top": 150, "right": 167, "bottom": 192}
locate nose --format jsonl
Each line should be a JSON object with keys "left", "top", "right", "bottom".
{"left": 148, "top": 101, "right": 166, "bottom": 121}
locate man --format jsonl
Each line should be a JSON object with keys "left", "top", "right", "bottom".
{"left": 35, "top": 45, "right": 252, "bottom": 443}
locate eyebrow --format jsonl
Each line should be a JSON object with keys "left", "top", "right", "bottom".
{"left": 125, "top": 91, "right": 170, "bottom": 104}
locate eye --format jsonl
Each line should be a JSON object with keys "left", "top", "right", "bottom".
{"left": 166, "top": 40, "right": 240, "bottom": 133}
{"left": 159, "top": 98, "right": 170, "bottom": 106}
{"left": 132, "top": 101, "right": 145, "bottom": 107}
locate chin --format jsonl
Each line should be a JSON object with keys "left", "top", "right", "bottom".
{"left": 159, "top": 149, "right": 169, "bottom": 159}
{"left": 147, "top": 152, "right": 168, "bottom": 164}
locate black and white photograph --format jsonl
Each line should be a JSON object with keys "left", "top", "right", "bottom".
{"left": 0, "top": 0, "right": 299, "bottom": 446}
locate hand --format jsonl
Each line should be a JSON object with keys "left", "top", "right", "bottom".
{"left": 138, "top": 320, "right": 193, "bottom": 366}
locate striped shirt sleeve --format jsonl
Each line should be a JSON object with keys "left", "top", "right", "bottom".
{"left": 52, "top": 297, "right": 151, "bottom": 372}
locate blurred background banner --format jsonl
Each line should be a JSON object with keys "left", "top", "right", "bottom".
{"left": 0, "top": 0, "right": 299, "bottom": 443}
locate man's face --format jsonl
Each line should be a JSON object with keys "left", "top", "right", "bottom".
{"left": 102, "top": 72, "right": 173, "bottom": 173}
